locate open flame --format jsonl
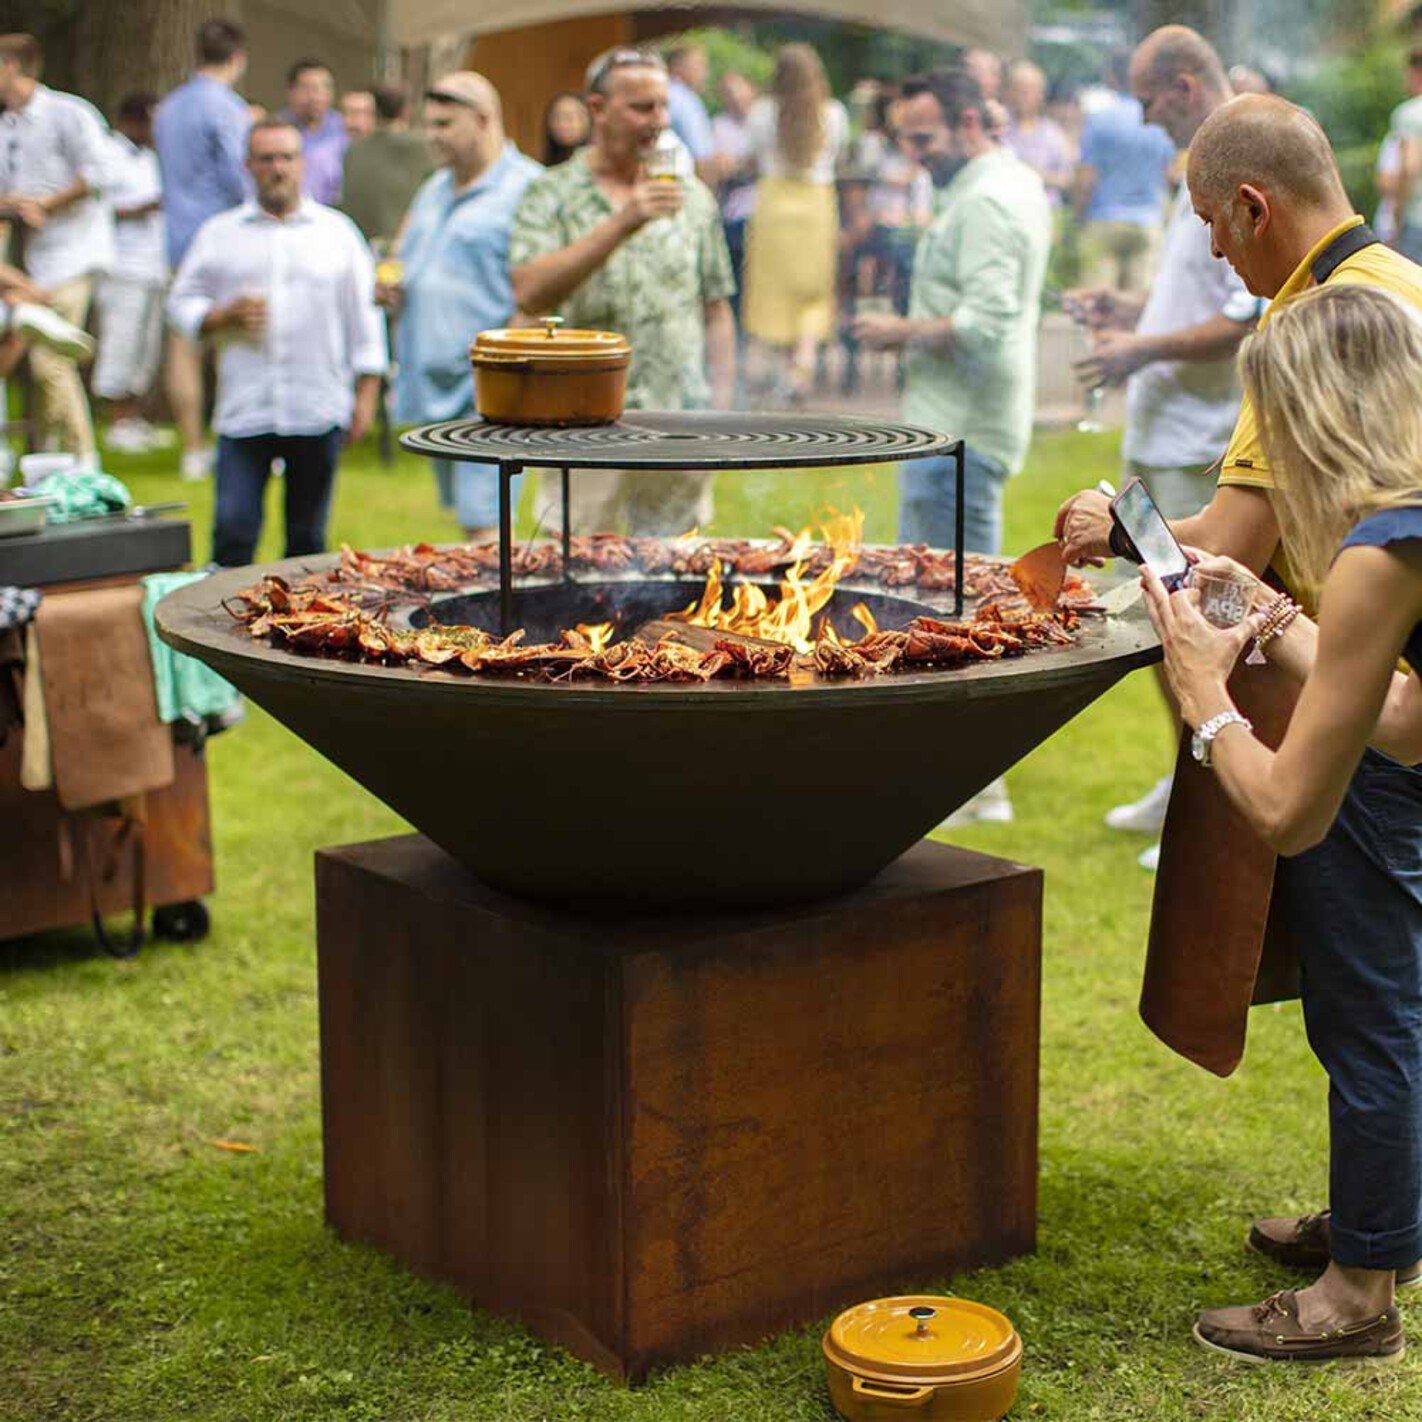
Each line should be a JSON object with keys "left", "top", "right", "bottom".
{"left": 816, "top": 601, "right": 878, "bottom": 648}
{"left": 575, "top": 621, "right": 615, "bottom": 653}
{"left": 669, "top": 510, "right": 864, "bottom": 653}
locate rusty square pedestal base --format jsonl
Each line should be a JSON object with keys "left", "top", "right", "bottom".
{"left": 316, "top": 835, "right": 1042, "bottom": 1382}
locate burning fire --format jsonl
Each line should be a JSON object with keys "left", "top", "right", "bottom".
{"left": 669, "top": 510, "right": 866, "bottom": 653}
{"left": 818, "top": 600, "right": 879, "bottom": 647}
{"left": 575, "top": 621, "right": 615, "bottom": 653}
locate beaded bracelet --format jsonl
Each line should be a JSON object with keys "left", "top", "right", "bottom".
{"left": 1245, "top": 593, "right": 1301, "bottom": 665}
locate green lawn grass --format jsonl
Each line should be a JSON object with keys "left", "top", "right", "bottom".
{"left": 3, "top": 427, "right": 1418, "bottom": 1420}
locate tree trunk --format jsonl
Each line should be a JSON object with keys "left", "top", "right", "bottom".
{"left": 71, "top": 0, "right": 224, "bottom": 112}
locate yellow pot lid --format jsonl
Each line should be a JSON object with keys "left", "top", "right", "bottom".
{"left": 823, "top": 1294, "right": 1021, "bottom": 1384}
{"left": 471, "top": 316, "right": 630, "bottom": 362}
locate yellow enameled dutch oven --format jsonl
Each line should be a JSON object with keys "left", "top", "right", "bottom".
{"left": 823, "top": 1294, "right": 1022, "bottom": 1421}
{"left": 469, "top": 316, "right": 631, "bottom": 426}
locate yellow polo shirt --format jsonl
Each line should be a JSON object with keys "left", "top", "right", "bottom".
{"left": 1217, "top": 216, "right": 1422, "bottom": 602}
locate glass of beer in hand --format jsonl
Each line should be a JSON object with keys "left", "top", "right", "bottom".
{"left": 646, "top": 132, "right": 683, "bottom": 184}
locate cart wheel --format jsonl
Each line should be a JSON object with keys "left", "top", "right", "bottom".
{"left": 152, "top": 900, "right": 211, "bottom": 943}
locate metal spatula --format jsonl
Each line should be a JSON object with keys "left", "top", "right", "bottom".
{"left": 1008, "top": 541, "right": 1067, "bottom": 612}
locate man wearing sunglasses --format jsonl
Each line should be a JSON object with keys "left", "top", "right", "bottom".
{"left": 511, "top": 47, "right": 735, "bottom": 536}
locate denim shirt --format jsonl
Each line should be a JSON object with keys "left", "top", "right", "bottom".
{"left": 155, "top": 74, "right": 251, "bottom": 268}
{"left": 1079, "top": 93, "right": 1174, "bottom": 226}
{"left": 393, "top": 145, "right": 543, "bottom": 425}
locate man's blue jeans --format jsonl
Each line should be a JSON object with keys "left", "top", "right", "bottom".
{"left": 433, "top": 457, "right": 523, "bottom": 534}
{"left": 213, "top": 428, "right": 343, "bottom": 567}
{"left": 898, "top": 444, "right": 1008, "bottom": 555}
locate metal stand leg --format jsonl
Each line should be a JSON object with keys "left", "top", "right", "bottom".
{"left": 953, "top": 440, "right": 965, "bottom": 620}
{"left": 499, "top": 463, "right": 519, "bottom": 633}
{"left": 377, "top": 372, "right": 394, "bottom": 466}
{"left": 561, "top": 466, "right": 571, "bottom": 584}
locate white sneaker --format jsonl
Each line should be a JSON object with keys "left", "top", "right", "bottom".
{"left": 106, "top": 418, "right": 151, "bottom": 453}
{"left": 1105, "top": 774, "right": 1173, "bottom": 834}
{"left": 938, "top": 777, "right": 1014, "bottom": 830}
{"left": 127, "top": 417, "right": 173, "bottom": 451}
{"left": 180, "top": 447, "right": 213, "bottom": 481}
{"left": 10, "top": 301, "right": 94, "bottom": 361}
{"left": 1138, "top": 841, "right": 1161, "bottom": 871}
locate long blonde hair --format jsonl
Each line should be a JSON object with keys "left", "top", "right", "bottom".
{"left": 1240, "top": 283, "right": 1422, "bottom": 591}
{"left": 772, "top": 43, "right": 828, "bottom": 173}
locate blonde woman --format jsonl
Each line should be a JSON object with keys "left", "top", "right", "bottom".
{"left": 1143, "top": 283, "right": 1422, "bottom": 1365}
{"left": 742, "top": 44, "right": 848, "bottom": 402}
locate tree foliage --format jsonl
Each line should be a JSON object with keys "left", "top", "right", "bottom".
{"left": 656, "top": 17, "right": 961, "bottom": 107}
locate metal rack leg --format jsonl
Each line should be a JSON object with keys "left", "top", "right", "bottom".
{"left": 954, "top": 441, "right": 965, "bottom": 620}
{"left": 562, "top": 467, "right": 571, "bottom": 584}
{"left": 499, "top": 463, "right": 520, "bottom": 633}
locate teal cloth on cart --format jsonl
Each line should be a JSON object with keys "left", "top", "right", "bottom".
{"left": 140, "top": 571, "right": 241, "bottom": 723}
{"left": 42, "top": 469, "right": 132, "bottom": 522}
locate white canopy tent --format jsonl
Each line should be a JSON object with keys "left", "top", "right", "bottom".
{"left": 385, "top": 0, "right": 1026, "bottom": 52}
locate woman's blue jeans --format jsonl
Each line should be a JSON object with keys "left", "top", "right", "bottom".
{"left": 1277, "top": 747, "right": 1422, "bottom": 1270}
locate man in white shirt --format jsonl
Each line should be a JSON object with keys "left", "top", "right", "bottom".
{"left": 0, "top": 32, "right": 113, "bottom": 463}
{"left": 168, "top": 119, "right": 386, "bottom": 567}
{"left": 1069, "top": 26, "right": 1261, "bottom": 863}
{"left": 94, "top": 92, "right": 167, "bottom": 452}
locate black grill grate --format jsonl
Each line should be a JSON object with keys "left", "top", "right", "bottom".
{"left": 401, "top": 411, "right": 964, "bottom": 629}
{"left": 400, "top": 411, "right": 954, "bottom": 471}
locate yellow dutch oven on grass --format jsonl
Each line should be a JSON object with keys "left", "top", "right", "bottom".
{"left": 823, "top": 1294, "right": 1022, "bottom": 1421}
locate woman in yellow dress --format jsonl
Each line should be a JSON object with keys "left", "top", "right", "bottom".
{"left": 742, "top": 44, "right": 848, "bottom": 403}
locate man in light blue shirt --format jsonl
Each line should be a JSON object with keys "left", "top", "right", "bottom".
{"left": 386, "top": 72, "right": 540, "bottom": 539}
{"left": 1072, "top": 51, "right": 1175, "bottom": 291}
{"left": 666, "top": 45, "right": 714, "bottom": 170}
{"left": 154, "top": 20, "right": 249, "bottom": 269}
{"left": 154, "top": 17, "right": 251, "bottom": 478}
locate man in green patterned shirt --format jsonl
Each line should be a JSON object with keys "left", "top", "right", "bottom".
{"left": 511, "top": 47, "right": 736, "bottom": 536}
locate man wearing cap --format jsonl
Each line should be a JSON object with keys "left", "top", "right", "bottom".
{"left": 510, "top": 47, "right": 735, "bottom": 536}
{"left": 382, "top": 72, "right": 540, "bottom": 541}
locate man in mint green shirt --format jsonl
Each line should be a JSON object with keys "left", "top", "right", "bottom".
{"left": 853, "top": 66, "right": 1050, "bottom": 557}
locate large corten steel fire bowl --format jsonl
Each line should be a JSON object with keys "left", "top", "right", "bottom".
{"left": 156, "top": 554, "right": 1160, "bottom": 908}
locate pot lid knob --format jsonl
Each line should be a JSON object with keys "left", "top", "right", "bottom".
{"left": 908, "top": 1306, "right": 936, "bottom": 1336}
{"left": 541, "top": 315, "right": 565, "bottom": 339}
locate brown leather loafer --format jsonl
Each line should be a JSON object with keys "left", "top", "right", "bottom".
{"left": 1248, "top": 1210, "right": 1422, "bottom": 1289}
{"left": 1194, "top": 1290, "right": 1404, "bottom": 1365}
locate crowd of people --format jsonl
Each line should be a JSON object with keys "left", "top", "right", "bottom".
{"left": 0, "top": 16, "right": 1302, "bottom": 567}
{"left": 0, "top": 17, "right": 1274, "bottom": 545}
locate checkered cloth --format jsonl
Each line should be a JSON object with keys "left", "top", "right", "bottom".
{"left": 0, "top": 584, "right": 41, "bottom": 632}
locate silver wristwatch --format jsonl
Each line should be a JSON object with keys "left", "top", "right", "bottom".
{"left": 1190, "top": 710, "right": 1253, "bottom": 768}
